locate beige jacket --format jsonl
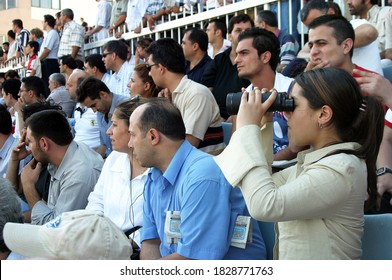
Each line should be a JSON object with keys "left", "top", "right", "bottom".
{"left": 215, "top": 124, "right": 366, "bottom": 259}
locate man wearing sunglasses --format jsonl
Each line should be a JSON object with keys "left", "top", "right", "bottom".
{"left": 145, "top": 38, "right": 225, "bottom": 155}
{"left": 102, "top": 40, "right": 133, "bottom": 97}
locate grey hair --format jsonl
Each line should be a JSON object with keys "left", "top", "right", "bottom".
{"left": 49, "top": 73, "right": 66, "bottom": 86}
{"left": 61, "top": 8, "right": 74, "bottom": 20}
{"left": 0, "top": 178, "right": 23, "bottom": 253}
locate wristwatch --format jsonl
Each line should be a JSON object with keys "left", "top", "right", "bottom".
{"left": 376, "top": 167, "right": 392, "bottom": 176}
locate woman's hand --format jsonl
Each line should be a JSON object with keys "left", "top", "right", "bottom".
{"left": 236, "top": 87, "right": 277, "bottom": 130}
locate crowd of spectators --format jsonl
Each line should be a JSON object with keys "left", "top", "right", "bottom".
{"left": 0, "top": 0, "right": 391, "bottom": 260}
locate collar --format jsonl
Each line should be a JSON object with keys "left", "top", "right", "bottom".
{"left": 113, "top": 62, "right": 128, "bottom": 77}
{"left": 172, "top": 75, "right": 189, "bottom": 96}
{"left": 109, "top": 151, "right": 149, "bottom": 181}
{"left": 47, "top": 141, "right": 77, "bottom": 180}
{"left": 297, "top": 142, "right": 361, "bottom": 166}
{"left": 109, "top": 93, "right": 120, "bottom": 115}
{"left": 52, "top": 86, "right": 67, "bottom": 93}
{"left": 149, "top": 140, "right": 191, "bottom": 189}
{"left": 367, "top": 5, "right": 380, "bottom": 21}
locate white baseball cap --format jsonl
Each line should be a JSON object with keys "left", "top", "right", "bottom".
{"left": 3, "top": 210, "right": 132, "bottom": 259}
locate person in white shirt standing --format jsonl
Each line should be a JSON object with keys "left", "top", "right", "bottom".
{"left": 86, "top": 0, "right": 112, "bottom": 42}
{"left": 39, "top": 14, "right": 60, "bottom": 97}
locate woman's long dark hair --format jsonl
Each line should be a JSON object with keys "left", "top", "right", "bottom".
{"left": 295, "top": 68, "right": 385, "bottom": 211}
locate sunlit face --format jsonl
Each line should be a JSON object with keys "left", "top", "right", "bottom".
{"left": 106, "top": 110, "right": 130, "bottom": 153}
{"left": 229, "top": 21, "right": 253, "bottom": 47}
{"left": 66, "top": 75, "right": 78, "bottom": 100}
{"left": 60, "top": 13, "right": 67, "bottom": 26}
{"left": 82, "top": 95, "right": 110, "bottom": 114}
{"left": 102, "top": 49, "right": 115, "bottom": 71}
{"left": 48, "top": 79, "right": 57, "bottom": 92}
{"left": 205, "top": 22, "right": 217, "bottom": 43}
{"left": 284, "top": 84, "right": 319, "bottom": 148}
{"left": 308, "top": 25, "right": 347, "bottom": 68}
{"left": 181, "top": 31, "right": 194, "bottom": 61}
{"left": 2, "top": 44, "right": 9, "bottom": 51}
{"left": 24, "top": 44, "right": 32, "bottom": 56}
{"left": 25, "top": 127, "right": 49, "bottom": 165}
{"left": 59, "top": 61, "right": 66, "bottom": 73}
{"left": 128, "top": 107, "right": 151, "bottom": 168}
{"left": 136, "top": 45, "right": 146, "bottom": 59}
{"left": 2, "top": 88, "right": 11, "bottom": 106}
{"left": 84, "top": 62, "right": 95, "bottom": 76}
{"left": 18, "top": 82, "right": 33, "bottom": 105}
{"left": 235, "top": 38, "right": 264, "bottom": 81}
{"left": 346, "top": 0, "right": 367, "bottom": 16}
{"left": 127, "top": 71, "right": 146, "bottom": 98}
{"left": 146, "top": 56, "right": 162, "bottom": 88}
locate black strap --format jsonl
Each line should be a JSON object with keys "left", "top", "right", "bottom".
{"left": 124, "top": 226, "right": 142, "bottom": 238}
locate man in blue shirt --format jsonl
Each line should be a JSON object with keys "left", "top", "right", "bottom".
{"left": 76, "top": 76, "right": 129, "bottom": 157}
{"left": 128, "top": 98, "right": 266, "bottom": 260}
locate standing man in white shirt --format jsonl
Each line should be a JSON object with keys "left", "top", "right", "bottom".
{"left": 39, "top": 14, "right": 60, "bottom": 97}
{"left": 86, "top": 0, "right": 112, "bottom": 42}
{"left": 108, "top": 0, "right": 128, "bottom": 38}
{"left": 125, "top": 0, "right": 149, "bottom": 34}
{"left": 205, "top": 18, "right": 231, "bottom": 59}
{"left": 347, "top": 0, "right": 392, "bottom": 67}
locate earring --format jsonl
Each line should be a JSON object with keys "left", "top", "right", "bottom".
{"left": 319, "top": 124, "right": 323, "bottom": 129}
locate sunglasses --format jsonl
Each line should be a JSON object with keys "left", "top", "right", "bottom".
{"left": 102, "top": 52, "right": 113, "bottom": 58}
{"left": 146, "top": 63, "right": 159, "bottom": 71}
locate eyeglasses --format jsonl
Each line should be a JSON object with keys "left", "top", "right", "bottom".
{"left": 146, "top": 63, "right": 159, "bottom": 71}
{"left": 102, "top": 52, "right": 113, "bottom": 58}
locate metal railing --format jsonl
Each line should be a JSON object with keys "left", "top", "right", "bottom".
{"left": 1, "top": 0, "right": 303, "bottom": 75}
{"left": 84, "top": 0, "right": 281, "bottom": 56}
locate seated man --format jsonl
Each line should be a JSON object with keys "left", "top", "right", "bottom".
{"left": 0, "top": 105, "right": 19, "bottom": 178}
{"left": 76, "top": 76, "right": 129, "bottom": 157}
{"left": 0, "top": 178, "right": 24, "bottom": 260}
{"left": 146, "top": 38, "right": 225, "bottom": 155}
{"left": 128, "top": 98, "right": 266, "bottom": 260}
{"left": 255, "top": 10, "right": 300, "bottom": 71}
{"left": 20, "top": 110, "right": 103, "bottom": 224}
{"left": 47, "top": 73, "right": 76, "bottom": 117}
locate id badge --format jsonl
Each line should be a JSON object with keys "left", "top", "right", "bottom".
{"left": 164, "top": 211, "right": 181, "bottom": 245}
{"left": 231, "top": 215, "right": 252, "bottom": 249}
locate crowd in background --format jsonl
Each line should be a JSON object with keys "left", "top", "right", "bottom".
{"left": 0, "top": 0, "right": 391, "bottom": 260}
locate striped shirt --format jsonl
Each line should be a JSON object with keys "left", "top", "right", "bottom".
{"left": 58, "top": 21, "right": 85, "bottom": 60}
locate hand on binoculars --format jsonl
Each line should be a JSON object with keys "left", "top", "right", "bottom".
{"left": 236, "top": 87, "right": 277, "bottom": 130}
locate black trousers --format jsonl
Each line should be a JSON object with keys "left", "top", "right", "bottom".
{"left": 41, "top": 59, "right": 59, "bottom": 98}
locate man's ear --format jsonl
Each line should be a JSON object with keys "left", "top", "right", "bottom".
{"left": 148, "top": 128, "right": 160, "bottom": 145}
{"left": 99, "top": 91, "right": 109, "bottom": 99}
{"left": 342, "top": 38, "right": 354, "bottom": 56}
{"left": 261, "top": 51, "right": 272, "bottom": 64}
{"left": 39, "top": 137, "right": 50, "bottom": 152}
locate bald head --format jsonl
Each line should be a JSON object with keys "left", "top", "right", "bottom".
{"left": 66, "top": 70, "right": 88, "bottom": 100}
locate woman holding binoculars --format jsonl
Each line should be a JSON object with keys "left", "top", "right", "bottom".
{"left": 215, "top": 67, "right": 384, "bottom": 260}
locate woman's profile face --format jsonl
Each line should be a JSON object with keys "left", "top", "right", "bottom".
{"left": 127, "top": 71, "right": 146, "bottom": 98}
{"left": 284, "top": 84, "right": 319, "bottom": 148}
{"left": 106, "top": 110, "right": 130, "bottom": 153}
